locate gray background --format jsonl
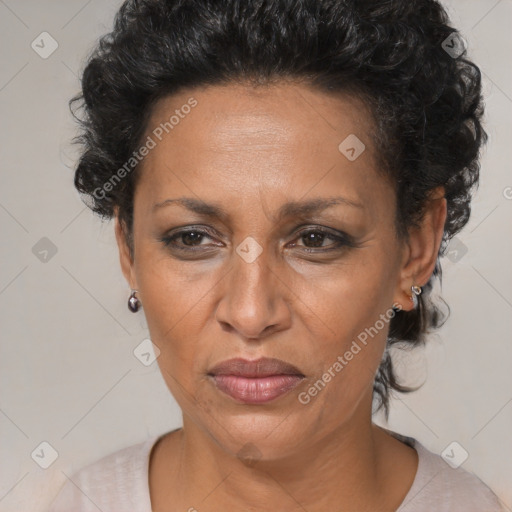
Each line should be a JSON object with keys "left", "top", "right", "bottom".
{"left": 0, "top": 0, "right": 511, "bottom": 510}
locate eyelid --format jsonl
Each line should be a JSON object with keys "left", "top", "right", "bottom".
{"left": 159, "top": 226, "right": 221, "bottom": 248}
{"left": 290, "top": 226, "right": 356, "bottom": 249}
{"left": 160, "top": 224, "right": 356, "bottom": 252}
{"left": 163, "top": 224, "right": 222, "bottom": 240}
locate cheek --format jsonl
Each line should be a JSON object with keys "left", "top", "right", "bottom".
{"left": 135, "top": 257, "right": 214, "bottom": 370}
{"left": 296, "top": 237, "right": 398, "bottom": 340}
{"left": 287, "top": 243, "right": 400, "bottom": 412}
{"left": 293, "top": 284, "right": 396, "bottom": 435}
{"left": 303, "top": 269, "right": 394, "bottom": 386}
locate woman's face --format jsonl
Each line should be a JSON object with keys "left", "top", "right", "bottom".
{"left": 117, "top": 82, "right": 415, "bottom": 460}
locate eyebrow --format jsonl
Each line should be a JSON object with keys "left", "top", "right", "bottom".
{"left": 152, "top": 196, "right": 364, "bottom": 221}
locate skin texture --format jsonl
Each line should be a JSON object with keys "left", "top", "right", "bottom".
{"left": 114, "top": 82, "right": 447, "bottom": 511}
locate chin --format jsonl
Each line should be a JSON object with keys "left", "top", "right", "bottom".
{"left": 198, "top": 405, "right": 315, "bottom": 463}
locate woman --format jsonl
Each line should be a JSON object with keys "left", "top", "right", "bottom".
{"left": 47, "top": 0, "right": 505, "bottom": 510}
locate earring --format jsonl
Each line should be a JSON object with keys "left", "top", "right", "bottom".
{"left": 410, "top": 284, "right": 422, "bottom": 309}
{"left": 128, "top": 289, "right": 141, "bottom": 313}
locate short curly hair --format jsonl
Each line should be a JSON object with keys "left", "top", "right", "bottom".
{"left": 70, "top": 0, "right": 486, "bottom": 416}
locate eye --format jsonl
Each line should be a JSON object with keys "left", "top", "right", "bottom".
{"left": 159, "top": 225, "right": 355, "bottom": 255}
{"left": 160, "top": 227, "right": 221, "bottom": 251}
{"left": 289, "top": 227, "right": 354, "bottom": 252}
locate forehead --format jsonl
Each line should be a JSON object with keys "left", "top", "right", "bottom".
{"left": 144, "top": 81, "right": 375, "bottom": 154}
{"left": 135, "top": 82, "right": 390, "bottom": 220}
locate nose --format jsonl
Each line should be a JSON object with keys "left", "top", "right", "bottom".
{"left": 215, "top": 244, "right": 292, "bottom": 341}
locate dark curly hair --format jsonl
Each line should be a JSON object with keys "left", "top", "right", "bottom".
{"left": 70, "top": 0, "right": 486, "bottom": 417}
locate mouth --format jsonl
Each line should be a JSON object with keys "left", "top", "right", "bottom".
{"left": 207, "top": 357, "right": 305, "bottom": 404}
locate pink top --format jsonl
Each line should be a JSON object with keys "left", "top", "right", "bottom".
{"left": 46, "top": 431, "right": 505, "bottom": 512}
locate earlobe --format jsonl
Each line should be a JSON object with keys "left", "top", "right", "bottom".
{"left": 393, "top": 186, "right": 447, "bottom": 310}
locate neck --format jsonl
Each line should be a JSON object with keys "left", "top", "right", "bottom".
{"left": 155, "top": 404, "right": 413, "bottom": 511}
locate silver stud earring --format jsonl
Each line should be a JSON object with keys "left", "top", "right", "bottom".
{"left": 128, "top": 289, "right": 141, "bottom": 313}
{"left": 410, "top": 284, "right": 422, "bottom": 309}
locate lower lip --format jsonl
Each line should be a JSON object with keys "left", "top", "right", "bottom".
{"left": 210, "top": 375, "right": 304, "bottom": 404}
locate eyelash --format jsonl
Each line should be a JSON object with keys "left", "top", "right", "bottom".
{"left": 159, "top": 226, "right": 356, "bottom": 254}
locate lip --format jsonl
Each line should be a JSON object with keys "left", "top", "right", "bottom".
{"left": 208, "top": 357, "right": 305, "bottom": 404}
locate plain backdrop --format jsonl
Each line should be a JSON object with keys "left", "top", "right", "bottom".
{"left": 0, "top": 0, "right": 511, "bottom": 510}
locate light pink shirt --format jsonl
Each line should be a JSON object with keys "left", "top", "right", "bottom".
{"left": 47, "top": 432, "right": 505, "bottom": 512}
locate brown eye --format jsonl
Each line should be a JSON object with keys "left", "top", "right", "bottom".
{"left": 176, "top": 231, "right": 207, "bottom": 246}
{"left": 299, "top": 230, "right": 334, "bottom": 248}
{"left": 160, "top": 227, "right": 221, "bottom": 251}
{"left": 291, "top": 228, "right": 354, "bottom": 252}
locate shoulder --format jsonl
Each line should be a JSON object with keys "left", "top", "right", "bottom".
{"left": 46, "top": 435, "right": 160, "bottom": 512}
{"left": 396, "top": 435, "right": 505, "bottom": 512}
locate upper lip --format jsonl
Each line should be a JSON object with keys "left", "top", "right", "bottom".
{"left": 208, "top": 357, "right": 305, "bottom": 378}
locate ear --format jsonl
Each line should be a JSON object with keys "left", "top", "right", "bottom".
{"left": 114, "top": 209, "right": 138, "bottom": 290}
{"left": 393, "top": 186, "right": 447, "bottom": 311}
